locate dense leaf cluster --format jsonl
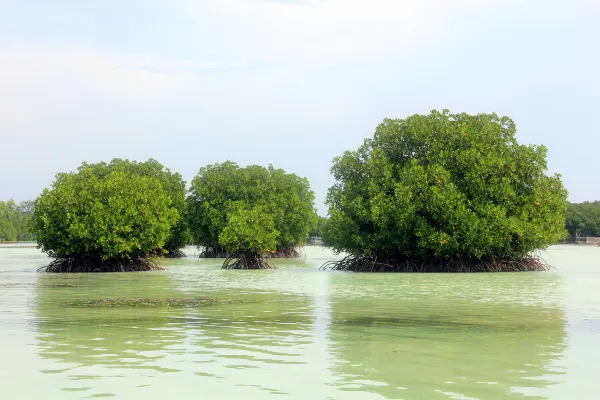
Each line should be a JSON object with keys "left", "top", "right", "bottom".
{"left": 30, "top": 160, "right": 180, "bottom": 267}
{"left": 218, "top": 204, "right": 279, "bottom": 256}
{"left": 186, "top": 162, "right": 317, "bottom": 264}
{"left": 97, "top": 159, "right": 189, "bottom": 256}
{"left": 326, "top": 110, "right": 568, "bottom": 268}
{"left": 0, "top": 200, "right": 35, "bottom": 242}
{"left": 565, "top": 201, "right": 600, "bottom": 238}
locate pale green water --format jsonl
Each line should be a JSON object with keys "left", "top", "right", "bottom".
{"left": 1, "top": 245, "right": 599, "bottom": 399}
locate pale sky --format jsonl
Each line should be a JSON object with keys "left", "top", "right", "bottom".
{"left": 0, "top": 0, "right": 598, "bottom": 214}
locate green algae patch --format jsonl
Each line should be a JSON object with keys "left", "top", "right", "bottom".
{"left": 68, "top": 297, "right": 248, "bottom": 308}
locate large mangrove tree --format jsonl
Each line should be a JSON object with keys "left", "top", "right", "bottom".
{"left": 186, "top": 162, "right": 317, "bottom": 268}
{"left": 31, "top": 159, "right": 181, "bottom": 272}
{"left": 323, "top": 110, "right": 568, "bottom": 272}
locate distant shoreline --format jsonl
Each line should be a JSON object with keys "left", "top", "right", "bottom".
{"left": 0, "top": 242, "right": 37, "bottom": 248}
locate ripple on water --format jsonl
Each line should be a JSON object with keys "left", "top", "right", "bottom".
{"left": 2, "top": 245, "right": 600, "bottom": 399}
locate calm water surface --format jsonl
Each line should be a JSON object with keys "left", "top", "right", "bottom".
{"left": 1, "top": 245, "right": 599, "bottom": 399}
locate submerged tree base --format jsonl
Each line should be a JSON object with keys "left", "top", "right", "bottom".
{"left": 320, "top": 255, "right": 550, "bottom": 273}
{"left": 222, "top": 253, "right": 274, "bottom": 270}
{"left": 198, "top": 246, "right": 230, "bottom": 258}
{"left": 40, "top": 257, "right": 163, "bottom": 273}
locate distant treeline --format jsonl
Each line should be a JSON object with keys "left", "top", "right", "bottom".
{"left": 309, "top": 216, "right": 330, "bottom": 244}
{"left": 0, "top": 200, "right": 35, "bottom": 242}
{"left": 565, "top": 201, "right": 600, "bottom": 239}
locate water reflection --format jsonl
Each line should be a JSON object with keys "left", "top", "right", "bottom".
{"left": 33, "top": 268, "right": 319, "bottom": 397}
{"left": 163, "top": 266, "right": 324, "bottom": 396}
{"left": 34, "top": 272, "right": 190, "bottom": 380}
{"left": 326, "top": 272, "right": 567, "bottom": 399}
{"left": 31, "top": 256, "right": 569, "bottom": 399}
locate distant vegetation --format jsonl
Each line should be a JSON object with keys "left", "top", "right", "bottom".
{"left": 565, "top": 201, "right": 600, "bottom": 239}
{"left": 0, "top": 200, "right": 35, "bottom": 242}
{"left": 186, "top": 161, "right": 317, "bottom": 269}
{"left": 30, "top": 159, "right": 182, "bottom": 272}
{"left": 323, "top": 110, "right": 568, "bottom": 272}
{"left": 309, "top": 216, "right": 330, "bottom": 244}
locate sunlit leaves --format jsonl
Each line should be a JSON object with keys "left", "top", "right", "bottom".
{"left": 30, "top": 161, "right": 179, "bottom": 261}
{"left": 186, "top": 162, "right": 317, "bottom": 255}
{"left": 219, "top": 204, "right": 279, "bottom": 255}
{"left": 326, "top": 110, "right": 568, "bottom": 262}
{"left": 77, "top": 158, "right": 189, "bottom": 255}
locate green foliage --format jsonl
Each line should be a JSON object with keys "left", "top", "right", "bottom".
{"left": 218, "top": 204, "right": 279, "bottom": 255}
{"left": 187, "top": 161, "right": 317, "bottom": 257}
{"left": 326, "top": 110, "right": 568, "bottom": 268}
{"left": 565, "top": 201, "right": 600, "bottom": 238}
{"left": 0, "top": 217, "right": 17, "bottom": 242}
{"left": 309, "top": 216, "right": 331, "bottom": 245}
{"left": 30, "top": 161, "right": 179, "bottom": 265}
{"left": 309, "top": 216, "right": 328, "bottom": 237}
{"left": 77, "top": 158, "right": 189, "bottom": 256}
{"left": 0, "top": 200, "right": 35, "bottom": 242}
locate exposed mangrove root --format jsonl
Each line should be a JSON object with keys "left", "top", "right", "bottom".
{"left": 198, "top": 246, "right": 230, "bottom": 258}
{"left": 222, "top": 252, "right": 274, "bottom": 270}
{"left": 267, "top": 247, "right": 302, "bottom": 259}
{"left": 39, "top": 257, "right": 163, "bottom": 273}
{"left": 320, "top": 255, "right": 550, "bottom": 273}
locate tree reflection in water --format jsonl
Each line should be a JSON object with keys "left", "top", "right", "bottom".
{"left": 326, "top": 272, "right": 567, "bottom": 400}
{"left": 33, "top": 270, "right": 316, "bottom": 397}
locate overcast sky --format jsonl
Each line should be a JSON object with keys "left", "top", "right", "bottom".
{"left": 1, "top": 0, "right": 598, "bottom": 214}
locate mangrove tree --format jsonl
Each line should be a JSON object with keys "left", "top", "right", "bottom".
{"left": 323, "top": 110, "right": 568, "bottom": 272}
{"left": 186, "top": 161, "right": 317, "bottom": 268}
{"left": 31, "top": 160, "right": 179, "bottom": 272}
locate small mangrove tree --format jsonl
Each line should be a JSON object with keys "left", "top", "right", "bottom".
{"left": 31, "top": 160, "right": 180, "bottom": 272}
{"left": 186, "top": 161, "right": 317, "bottom": 268}
{"left": 323, "top": 110, "right": 568, "bottom": 272}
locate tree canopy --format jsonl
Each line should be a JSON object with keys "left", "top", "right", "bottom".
{"left": 324, "top": 110, "right": 568, "bottom": 272}
{"left": 187, "top": 161, "right": 317, "bottom": 268}
{"left": 0, "top": 200, "right": 35, "bottom": 242}
{"left": 92, "top": 158, "right": 189, "bottom": 257}
{"left": 218, "top": 204, "right": 280, "bottom": 269}
{"left": 30, "top": 160, "right": 180, "bottom": 272}
{"left": 565, "top": 201, "right": 600, "bottom": 238}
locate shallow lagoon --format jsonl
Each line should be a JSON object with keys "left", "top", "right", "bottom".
{"left": 1, "top": 245, "right": 599, "bottom": 399}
